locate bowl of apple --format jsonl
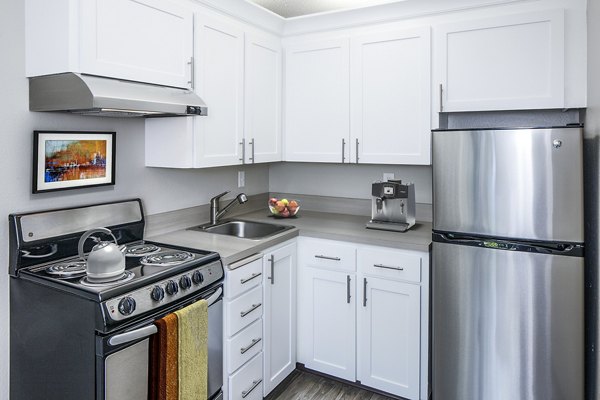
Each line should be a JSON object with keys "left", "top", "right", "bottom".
{"left": 268, "top": 197, "right": 300, "bottom": 218}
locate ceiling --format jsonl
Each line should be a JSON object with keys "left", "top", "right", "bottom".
{"left": 246, "top": 0, "right": 406, "bottom": 18}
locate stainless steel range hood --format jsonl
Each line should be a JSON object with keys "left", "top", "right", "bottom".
{"left": 29, "top": 73, "right": 207, "bottom": 118}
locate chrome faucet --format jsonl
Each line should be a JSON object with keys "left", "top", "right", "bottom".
{"left": 209, "top": 191, "right": 248, "bottom": 225}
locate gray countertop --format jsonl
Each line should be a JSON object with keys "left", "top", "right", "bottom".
{"left": 148, "top": 210, "right": 432, "bottom": 266}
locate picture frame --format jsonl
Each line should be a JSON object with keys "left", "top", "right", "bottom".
{"left": 32, "top": 131, "right": 116, "bottom": 194}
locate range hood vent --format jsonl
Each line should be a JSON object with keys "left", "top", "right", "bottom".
{"left": 29, "top": 73, "right": 207, "bottom": 118}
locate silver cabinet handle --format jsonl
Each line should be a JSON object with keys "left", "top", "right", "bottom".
{"left": 108, "top": 324, "right": 157, "bottom": 346}
{"left": 239, "top": 138, "right": 246, "bottom": 164}
{"left": 355, "top": 138, "right": 359, "bottom": 163}
{"left": 187, "top": 57, "right": 194, "bottom": 88}
{"left": 240, "top": 303, "right": 262, "bottom": 318}
{"left": 342, "top": 138, "right": 346, "bottom": 163}
{"left": 241, "top": 379, "right": 262, "bottom": 398}
{"left": 346, "top": 275, "right": 351, "bottom": 304}
{"left": 240, "top": 272, "right": 262, "bottom": 285}
{"left": 267, "top": 255, "right": 275, "bottom": 285}
{"left": 249, "top": 138, "right": 255, "bottom": 163}
{"left": 374, "top": 264, "right": 404, "bottom": 271}
{"left": 315, "top": 255, "right": 341, "bottom": 261}
{"left": 363, "top": 278, "right": 368, "bottom": 307}
{"left": 240, "top": 337, "right": 262, "bottom": 354}
{"left": 439, "top": 83, "right": 443, "bottom": 112}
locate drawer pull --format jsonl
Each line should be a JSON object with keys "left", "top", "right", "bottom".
{"left": 240, "top": 303, "right": 262, "bottom": 318}
{"left": 240, "top": 272, "right": 262, "bottom": 285}
{"left": 315, "top": 255, "right": 341, "bottom": 261}
{"left": 241, "top": 379, "right": 262, "bottom": 398}
{"left": 240, "top": 337, "right": 262, "bottom": 354}
{"left": 374, "top": 263, "right": 404, "bottom": 271}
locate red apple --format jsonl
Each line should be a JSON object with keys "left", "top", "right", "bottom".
{"left": 268, "top": 197, "right": 278, "bottom": 206}
{"left": 280, "top": 207, "right": 290, "bottom": 218}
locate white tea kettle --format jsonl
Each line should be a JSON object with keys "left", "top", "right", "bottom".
{"left": 78, "top": 227, "right": 126, "bottom": 281}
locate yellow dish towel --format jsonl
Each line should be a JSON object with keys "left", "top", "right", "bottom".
{"left": 174, "top": 299, "right": 208, "bottom": 400}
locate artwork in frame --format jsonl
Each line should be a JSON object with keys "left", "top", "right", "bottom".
{"left": 32, "top": 131, "right": 116, "bottom": 193}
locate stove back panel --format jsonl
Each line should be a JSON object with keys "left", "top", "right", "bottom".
{"left": 9, "top": 199, "right": 145, "bottom": 276}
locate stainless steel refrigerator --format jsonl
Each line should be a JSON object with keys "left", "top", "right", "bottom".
{"left": 432, "top": 126, "right": 584, "bottom": 400}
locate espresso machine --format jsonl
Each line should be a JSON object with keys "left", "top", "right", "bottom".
{"left": 366, "top": 180, "right": 416, "bottom": 232}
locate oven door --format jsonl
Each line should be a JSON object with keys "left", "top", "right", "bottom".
{"left": 97, "top": 286, "right": 223, "bottom": 400}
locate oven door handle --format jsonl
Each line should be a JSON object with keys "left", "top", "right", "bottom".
{"left": 206, "top": 287, "right": 222, "bottom": 307}
{"left": 108, "top": 325, "right": 158, "bottom": 346}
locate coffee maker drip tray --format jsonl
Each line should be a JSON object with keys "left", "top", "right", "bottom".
{"left": 366, "top": 219, "right": 412, "bottom": 233}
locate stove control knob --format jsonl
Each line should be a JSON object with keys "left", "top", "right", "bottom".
{"left": 151, "top": 286, "right": 165, "bottom": 302}
{"left": 192, "top": 271, "right": 204, "bottom": 285}
{"left": 118, "top": 297, "right": 136, "bottom": 316}
{"left": 166, "top": 280, "right": 179, "bottom": 296}
{"left": 179, "top": 275, "right": 192, "bottom": 290}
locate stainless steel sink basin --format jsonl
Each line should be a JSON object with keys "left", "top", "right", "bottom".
{"left": 190, "top": 219, "right": 294, "bottom": 239}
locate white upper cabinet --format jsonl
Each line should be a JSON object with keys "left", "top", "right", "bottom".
{"left": 434, "top": 10, "right": 565, "bottom": 112}
{"left": 350, "top": 27, "right": 431, "bottom": 165}
{"left": 145, "top": 12, "right": 283, "bottom": 169}
{"left": 194, "top": 13, "right": 246, "bottom": 167}
{"left": 284, "top": 39, "right": 351, "bottom": 163}
{"left": 26, "top": 0, "right": 193, "bottom": 88}
{"left": 245, "top": 34, "right": 283, "bottom": 164}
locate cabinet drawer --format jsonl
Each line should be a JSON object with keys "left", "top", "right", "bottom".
{"left": 358, "top": 247, "right": 422, "bottom": 283}
{"left": 227, "top": 319, "right": 263, "bottom": 374}
{"left": 227, "top": 285, "right": 263, "bottom": 337}
{"left": 300, "top": 237, "right": 356, "bottom": 272}
{"left": 229, "top": 353, "right": 263, "bottom": 400}
{"left": 226, "top": 256, "right": 263, "bottom": 299}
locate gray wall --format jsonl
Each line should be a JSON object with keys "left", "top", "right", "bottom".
{"left": 269, "top": 162, "right": 433, "bottom": 203}
{"left": 0, "top": 2, "right": 269, "bottom": 398}
{"left": 586, "top": 0, "right": 600, "bottom": 398}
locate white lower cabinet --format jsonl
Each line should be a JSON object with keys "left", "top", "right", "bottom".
{"left": 263, "top": 241, "right": 297, "bottom": 396}
{"left": 297, "top": 237, "right": 430, "bottom": 400}
{"left": 357, "top": 276, "right": 421, "bottom": 399}
{"left": 297, "top": 267, "right": 356, "bottom": 381}
{"left": 229, "top": 353, "right": 264, "bottom": 400}
{"left": 223, "top": 240, "right": 297, "bottom": 400}
{"left": 223, "top": 255, "right": 264, "bottom": 400}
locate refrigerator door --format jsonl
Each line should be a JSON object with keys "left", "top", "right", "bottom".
{"left": 432, "top": 241, "right": 584, "bottom": 400}
{"left": 432, "top": 127, "right": 583, "bottom": 242}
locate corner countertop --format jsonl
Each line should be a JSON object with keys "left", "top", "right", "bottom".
{"left": 147, "top": 210, "right": 432, "bottom": 266}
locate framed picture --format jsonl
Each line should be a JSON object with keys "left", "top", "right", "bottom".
{"left": 32, "top": 131, "right": 116, "bottom": 193}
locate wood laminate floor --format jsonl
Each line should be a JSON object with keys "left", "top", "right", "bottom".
{"left": 266, "top": 370, "right": 397, "bottom": 400}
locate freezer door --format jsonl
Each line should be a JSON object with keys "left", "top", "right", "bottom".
{"left": 432, "top": 242, "right": 583, "bottom": 400}
{"left": 432, "top": 127, "right": 583, "bottom": 242}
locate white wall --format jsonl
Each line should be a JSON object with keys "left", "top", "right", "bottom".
{"left": 585, "top": 0, "right": 600, "bottom": 398}
{"left": 269, "top": 162, "right": 432, "bottom": 203}
{"left": 0, "top": 2, "right": 269, "bottom": 398}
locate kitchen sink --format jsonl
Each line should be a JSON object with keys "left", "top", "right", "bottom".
{"left": 190, "top": 219, "right": 294, "bottom": 239}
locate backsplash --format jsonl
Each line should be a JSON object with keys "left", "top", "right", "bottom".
{"left": 268, "top": 162, "right": 433, "bottom": 204}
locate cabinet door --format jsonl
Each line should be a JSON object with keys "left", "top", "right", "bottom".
{"left": 434, "top": 10, "right": 565, "bottom": 112}
{"left": 284, "top": 39, "right": 350, "bottom": 163}
{"left": 358, "top": 276, "right": 420, "bottom": 399}
{"left": 245, "top": 33, "right": 282, "bottom": 164}
{"left": 351, "top": 28, "right": 431, "bottom": 165}
{"left": 263, "top": 243, "right": 297, "bottom": 396}
{"left": 79, "top": 0, "right": 193, "bottom": 88}
{"left": 194, "top": 14, "right": 245, "bottom": 167}
{"left": 297, "top": 267, "right": 356, "bottom": 381}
